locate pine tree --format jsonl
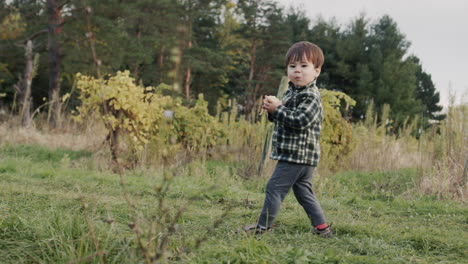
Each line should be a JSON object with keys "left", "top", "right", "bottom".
{"left": 179, "top": 0, "right": 227, "bottom": 100}
{"left": 235, "top": 0, "right": 289, "bottom": 116}
{"left": 367, "top": 15, "right": 423, "bottom": 127}
{"left": 409, "top": 55, "right": 445, "bottom": 123}
{"left": 285, "top": 7, "right": 310, "bottom": 43}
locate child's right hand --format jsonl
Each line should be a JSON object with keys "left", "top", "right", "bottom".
{"left": 263, "top": 96, "right": 281, "bottom": 113}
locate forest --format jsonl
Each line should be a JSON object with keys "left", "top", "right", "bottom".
{"left": 1, "top": 0, "right": 444, "bottom": 128}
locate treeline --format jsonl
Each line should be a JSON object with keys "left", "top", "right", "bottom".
{"left": 0, "top": 0, "right": 443, "bottom": 129}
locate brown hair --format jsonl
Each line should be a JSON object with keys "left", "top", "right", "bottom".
{"left": 285, "top": 41, "right": 324, "bottom": 68}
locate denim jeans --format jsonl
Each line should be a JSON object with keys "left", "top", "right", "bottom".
{"left": 257, "top": 161, "right": 326, "bottom": 228}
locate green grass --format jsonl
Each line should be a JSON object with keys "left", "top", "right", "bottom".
{"left": 0, "top": 144, "right": 466, "bottom": 263}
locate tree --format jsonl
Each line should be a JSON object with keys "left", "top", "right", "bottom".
{"left": 0, "top": 1, "right": 46, "bottom": 110}
{"left": 14, "top": 30, "right": 46, "bottom": 126}
{"left": 236, "top": 0, "right": 288, "bottom": 116}
{"left": 0, "top": 1, "right": 445, "bottom": 132}
{"left": 178, "top": 0, "right": 228, "bottom": 101}
{"left": 46, "top": 0, "right": 70, "bottom": 127}
{"left": 312, "top": 15, "right": 427, "bottom": 127}
{"left": 253, "top": 2, "right": 289, "bottom": 99}
{"left": 0, "top": 4, "right": 26, "bottom": 104}
{"left": 285, "top": 7, "right": 311, "bottom": 43}
{"left": 236, "top": 0, "right": 267, "bottom": 115}
{"left": 333, "top": 15, "right": 372, "bottom": 119}
{"left": 409, "top": 55, "right": 445, "bottom": 124}
{"left": 308, "top": 17, "right": 341, "bottom": 90}
{"left": 367, "top": 15, "right": 423, "bottom": 127}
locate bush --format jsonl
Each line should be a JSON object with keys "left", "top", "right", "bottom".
{"left": 320, "top": 89, "right": 356, "bottom": 171}
{"left": 75, "top": 71, "right": 224, "bottom": 166}
{"left": 75, "top": 71, "right": 359, "bottom": 173}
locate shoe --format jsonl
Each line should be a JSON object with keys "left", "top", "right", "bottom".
{"left": 312, "top": 225, "right": 333, "bottom": 238}
{"left": 242, "top": 224, "right": 270, "bottom": 235}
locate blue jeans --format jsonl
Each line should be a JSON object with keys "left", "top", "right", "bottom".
{"left": 258, "top": 161, "right": 326, "bottom": 228}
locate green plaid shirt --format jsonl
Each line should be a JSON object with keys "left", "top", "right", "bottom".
{"left": 268, "top": 81, "right": 324, "bottom": 166}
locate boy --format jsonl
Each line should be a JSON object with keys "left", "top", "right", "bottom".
{"left": 245, "top": 41, "right": 332, "bottom": 237}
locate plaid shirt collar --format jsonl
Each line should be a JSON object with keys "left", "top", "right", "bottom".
{"left": 288, "top": 80, "right": 317, "bottom": 91}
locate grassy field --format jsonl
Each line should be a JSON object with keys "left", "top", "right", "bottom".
{"left": 0, "top": 144, "right": 466, "bottom": 263}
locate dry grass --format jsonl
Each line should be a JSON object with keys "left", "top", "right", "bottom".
{"left": 336, "top": 104, "right": 431, "bottom": 173}
{"left": 419, "top": 157, "right": 466, "bottom": 200}
{"left": 342, "top": 128, "right": 431, "bottom": 172}
{"left": 0, "top": 116, "right": 106, "bottom": 151}
{"left": 418, "top": 103, "right": 468, "bottom": 201}
{"left": 331, "top": 101, "right": 467, "bottom": 202}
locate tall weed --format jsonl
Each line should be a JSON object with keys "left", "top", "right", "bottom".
{"left": 419, "top": 103, "right": 467, "bottom": 200}
{"left": 338, "top": 102, "right": 428, "bottom": 173}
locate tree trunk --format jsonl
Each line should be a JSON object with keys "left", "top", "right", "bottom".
{"left": 109, "top": 111, "right": 122, "bottom": 164}
{"left": 158, "top": 44, "right": 165, "bottom": 82}
{"left": 20, "top": 40, "right": 34, "bottom": 127}
{"left": 245, "top": 36, "right": 257, "bottom": 118}
{"left": 133, "top": 23, "right": 142, "bottom": 78}
{"left": 83, "top": 3, "right": 101, "bottom": 78}
{"left": 14, "top": 29, "right": 47, "bottom": 126}
{"left": 47, "top": 0, "right": 64, "bottom": 128}
{"left": 182, "top": 2, "right": 193, "bottom": 100}
{"left": 248, "top": 38, "right": 257, "bottom": 83}
{"left": 172, "top": 46, "right": 182, "bottom": 93}
{"left": 103, "top": 102, "right": 122, "bottom": 168}
{"left": 183, "top": 40, "right": 192, "bottom": 100}
{"left": 158, "top": 45, "right": 166, "bottom": 68}
{"left": 252, "top": 69, "right": 269, "bottom": 121}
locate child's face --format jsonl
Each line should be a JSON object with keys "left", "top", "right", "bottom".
{"left": 287, "top": 55, "right": 321, "bottom": 87}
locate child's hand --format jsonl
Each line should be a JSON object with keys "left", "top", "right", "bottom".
{"left": 263, "top": 95, "right": 282, "bottom": 113}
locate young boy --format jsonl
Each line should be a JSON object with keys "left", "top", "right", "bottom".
{"left": 246, "top": 41, "right": 332, "bottom": 237}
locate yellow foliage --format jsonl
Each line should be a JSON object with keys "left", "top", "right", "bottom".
{"left": 320, "top": 89, "right": 356, "bottom": 170}
{"left": 74, "top": 71, "right": 357, "bottom": 168}
{"left": 0, "top": 11, "right": 26, "bottom": 40}
{"left": 75, "top": 71, "right": 224, "bottom": 162}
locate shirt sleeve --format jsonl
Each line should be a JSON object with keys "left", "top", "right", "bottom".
{"left": 272, "top": 93, "right": 322, "bottom": 130}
